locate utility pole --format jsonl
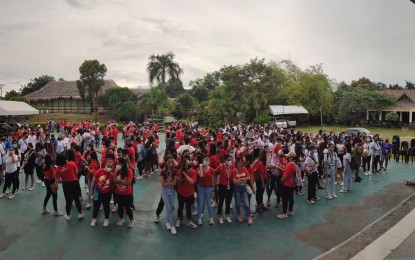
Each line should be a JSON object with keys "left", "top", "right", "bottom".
{"left": 0, "top": 84, "right": 4, "bottom": 99}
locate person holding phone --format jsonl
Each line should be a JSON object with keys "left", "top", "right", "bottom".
{"left": 0, "top": 147, "right": 18, "bottom": 199}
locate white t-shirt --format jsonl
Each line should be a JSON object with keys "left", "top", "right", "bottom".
{"left": 177, "top": 144, "right": 195, "bottom": 156}
{"left": 3, "top": 154, "right": 17, "bottom": 173}
{"left": 56, "top": 140, "right": 65, "bottom": 154}
{"left": 18, "top": 138, "right": 28, "bottom": 154}
{"left": 305, "top": 153, "right": 319, "bottom": 173}
{"left": 28, "top": 135, "right": 37, "bottom": 147}
{"left": 343, "top": 153, "right": 351, "bottom": 168}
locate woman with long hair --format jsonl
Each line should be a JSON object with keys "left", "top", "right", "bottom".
{"left": 42, "top": 154, "right": 62, "bottom": 216}
{"left": 277, "top": 151, "right": 297, "bottom": 219}
{"left": 160, "top": 155, "right": 178, "bottom": 235}
{"left": 197, "top": 155, "right": 215, "bottom": 226}
{"left": 232, "top": 156, "right": 253, "bottom": 224}
{"left": 23, "top": 143, "right": 36, "bottom": 191}
{"left": 175, "top": 157, "right": 197, "bottom": 229}
{"left": 35, "top": 142, "right": 46, "bottom": 187}
{"left": 86, "top": 151, "right": 100, "bottom": 209}
{"left": 55, "top": 154, "right": 83, "bottom": 221}
{"left": 255, "top": 149, "right": 268, "bottom": 213}
{"left": 0, "top": 146, "right": 18, "bottom": 199}
{"left": 113, "top": 157, "right": 134, "bottom": 228}
{"left": 11, "top": 140, "right": 21, "bottom": 193}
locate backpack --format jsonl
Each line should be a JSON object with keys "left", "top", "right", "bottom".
{"left": 289, "top": 162, "right": 302, "bottom": 186}
{"left": 350, "top": 152, "right": 359, "bottom": 171}
{"left": 140, "top": 145, "right": 147, "bottom": 160}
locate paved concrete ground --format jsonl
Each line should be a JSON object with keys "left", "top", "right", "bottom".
{"left": 386, "top": 230, "right": 415, "bottom": 259}
{"left": 0, "top": 135, "right": 415, "bottom": 259}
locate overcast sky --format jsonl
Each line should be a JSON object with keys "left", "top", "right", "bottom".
{"left": 0, "top": 0, "right": 414, "bottom": 93}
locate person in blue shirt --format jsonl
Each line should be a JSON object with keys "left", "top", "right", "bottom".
{"left": 4, "top": 135, "right": 12, "bottom": 152}
{"left": 380, "top": 138, "right": 392, "bottom": 171}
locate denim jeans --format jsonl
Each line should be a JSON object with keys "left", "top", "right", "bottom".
{"left": 197, "top": 185, "right": 213, "bottom": 220}
{"left": 161, "top": 186, "right": 175, "bottom": 226}
{"left": 325, "top": 167, "right": 336, "bottom": 197}
{"left": 234, "top": 185, "right": 250, "bottom": 217}
{"left": 343, "top": 169, "right": 352, "bottom": 191}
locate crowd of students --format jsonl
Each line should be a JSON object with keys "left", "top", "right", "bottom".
{"left": 0, "top": 120, "right": 399, "bottom": 234}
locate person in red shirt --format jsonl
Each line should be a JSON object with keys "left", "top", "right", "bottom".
{"left": 90, "top": 155, "right": 115, "bottom": 227}
{"left": 55, "top": 154, "right": 83, "bottom": 221}
{"left": 175, "top": 158, "right": 198, "bottom": 229}
{"left": 86, "top": 152, "right": 100, "bottom": 209}
{"left": 197, "top": 155, "right": 215, "bottom": 226}
{"left": 277, "top": 151, "right": 297, "bottom": 219}
{"left": 113, "top": 157, "right": 134, "bottom": 228}
{"left": 213, "top": 154, "right": 234, "bottom": 224}
{"left": 255, "top": 149, "right": 268, "bottom": 213}
{"left": 42, "top": 154, "right": 62, "bottom": 216}
{"left": 232, "top": 156, "right": 253, "bottom": 225}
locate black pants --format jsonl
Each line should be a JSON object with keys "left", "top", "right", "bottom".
{"left": 93, "top": 192, "right": 111, "bottom": 219}
{"left": 177, "top": 192, "right": 193, "bottom": 220}
{"left": 217, "top": 184, "right": 233, "bottom": 215}
{"left": 255, "top": 178, "right": 265, "bottom": 206}
{"left": 3, "top": 171, "right": 18, "bottom": 194}
{"left": 117, "top": 194, "right": 133, "bottom": 220}
{"left": 43, "top": 178, "right": 58, "bottom": 210}
{"left": 137, "top": 161, "right": 144, "bottom": 176}
{"left": 307, "top": 172, "right": 318, "bottom": 201}
{"left": 15, "top": 167, "right": 20, "bottom": 190}
{"left": 62, "top": 181, "right": 82, "bottom": 215}
{"left": 36, "top": 164, "right": 45, "bottom": 182}
{"left": 281, "top": 185, "right": 295, "bottom": 214}
{"left": 276, "top": 175, "right": 282, "bottom": 203}
{"left": 295, "top": 171, "right": 304, "bottom": 192}
{"left": 363, "top": 155, "right": 371, "bottom": 172}
{"left": 372, "top": 155, "right": 380, "bottom": 172}
{"left": 266, "top": 174, "right": 278, "bottom": 200}
{"left": 156, "top": 196, "right": 164, "bottom": 216}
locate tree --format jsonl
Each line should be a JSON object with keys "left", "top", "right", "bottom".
{"left": 10, "top": 96, "right": 28, "bottom": 102}
{"left": 77, "top": 60, "right": 107, "bottom": 122}
{"left": 101, "top": 87, "right": 137, "bottom": 117}
{"left": 173, "top": 93, "right": 198, "bottom": 119}
{"left": 116, "top": 101, "right": 139, "bottom": 121}
{"left": 147, "top": 52, "right": 183, "bottom": 89}
{"left": 165, "top": 78, "right": 185, "bottom": 98}
{"left": 338, "top": 88, "right": 395, "bottom": 125}
{"left": 140, "top": 85, "right": 173, "bottom": 116}
{"left": 207, "top": 86, "right": 238, "bottom": 126}
{"left": 249, "top": 90, "right": 268, "bottom": 118}
{"left": 405, "top": 81, "right": 415, "bottom": 90}
{"left": 20, "top": 75, "right": 55, "bottom": 96}
{"left": 4, "top": 90, "right": 20, "bottom": 100}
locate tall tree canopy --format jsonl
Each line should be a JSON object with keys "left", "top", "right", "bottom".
{"left": 147, "top": 52, "right": 183, "bottom": 93}
{"left": 77, "top": 60, "right": 107, "bottom": 122}
{"left": 20, "top": 75, "right": 55, "bottom": 96}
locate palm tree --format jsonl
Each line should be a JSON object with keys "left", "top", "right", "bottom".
{"left": 147, "top": 52, "right": 183, "bottom": 87}
{"left": 249, "top": 90, "right": 268, "bottom": 118}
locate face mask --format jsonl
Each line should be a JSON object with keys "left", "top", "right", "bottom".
{"left": 366, "top": 139, "right": 370, "bottom": 142}
{"left": 230, "top": 153, "right": 235, "bottom": 159}
{"left": 105, "top": 167, "right": 112, "bottom": 173}
{"left": 226, "top": 161, "right": 232, "bottom": 166}
{"left": 12, "top": 144, "right": 17, "bottom": 148}
{"left": 203, "top": 160, "right": 209, "bottom": 166}
{"left": 210, "top": 137, "right": 214, "bottom": 141}
{"left": 115, "top": 165, "right": 122, "bottom": 171}
{"left": 46, "top": 140, "right": 50, "bottom": 144}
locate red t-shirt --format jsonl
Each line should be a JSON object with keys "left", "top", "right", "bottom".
{"left": 198, "top": 167, "right": 214, "bottom": 187}
{"left": 128, "top": 146, "right": 136, "bottom": 166}
{"left": 55, "top": 162, "right": 78, "bottom": 182}
{"left": 214, "top": 164, "right": 234, "bottom": 186}
{"left": 115, "top": 169, "right": 133, "bottom": 195}
{"left": 283, "top": 162, "right": 297, "bottom": 188}
{"left": 93, "top": 168, "right": 114, "bottom": 194}
{"left": 279, "top": 157, "right": 288, "bottom": 177}
{"left": 255, "top": 161, "right": 268, "bottom": 181}
{"left": 44, "top": 165, "right": 55, "bottom": 181}
{"left": 88, "top": 160, "right": 100, "bottom": 180}
{"left": 209, "top": 155, "right": 219, "bottom": 169}
{"left": 177, "top": 169, "right": 197, "bottom": 197}
{"left": 232, "top": 167, "right": 250, "bottom": 181}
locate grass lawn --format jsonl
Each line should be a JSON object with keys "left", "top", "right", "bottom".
{"left": 295, "top": 125, "right": 415, "bottom": 142}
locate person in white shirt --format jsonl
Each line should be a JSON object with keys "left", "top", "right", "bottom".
{"left": 340, "top": 145, "right": 353, "bottom": 193}
{"left": 0, "top": 147, "right": 18, "bottom": 199}
{"left": 27, "top": 132, "right": 37, "bottom": 148}
{"left": 304, "top": 145, "right": 320, "bottom": 204}
{"left": 177, "top": 137, "right": 195, "bottom": 157}
{"left": 18, "top": 134, "right": 28, "bottom": 156}
{"left": 323, "top": 143, "right": 338, "bottom": 200}
{"left": 56, "top": 135, "right": 66, "bottom": 156}
{"left": 370, "top": 137, "right": 381, "bottom": 173}
{"left": 0, "top": 140, "right": 5, "bottom": 185}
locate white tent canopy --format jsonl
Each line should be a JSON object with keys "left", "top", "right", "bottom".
{"left": 269, "top": 105, "right": 308, "bottom": 116}
{"left": 0, "top": 101, "right": 39, "bottom": 116}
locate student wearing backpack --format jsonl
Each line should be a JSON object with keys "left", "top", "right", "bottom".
{"left": 305, "top": 145, "right": 319, "bottom": 204}
{"left": 276, "top": 151, "right": 297, "bottom": 219}
{"left": 323, "top": 143, "right": 338, "bottom": 200}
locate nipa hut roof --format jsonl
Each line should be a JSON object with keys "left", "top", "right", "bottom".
{"left": 25, "top": 80, "right": 119, "bottom": 101}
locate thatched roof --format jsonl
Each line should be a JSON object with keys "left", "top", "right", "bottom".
{"left": 130, "top": 87, "right": 150, "bottom": 96}
{"left": 25, "top": 80, "right": 119, "bottom": 101}
{"left": 379, "top": 89, "right": 415, "bottom": 102}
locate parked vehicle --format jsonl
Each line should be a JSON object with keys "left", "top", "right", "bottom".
{"left": 344, "top": 128, "right": 373, "bottom": 137}
{"left": 285, "top": 117, "right": 297, "bottom": 128}
{"left": 273, "top": 117, "right": 288, "bottom": 129}
{"left": 0, "top": 123, "right": 16, "bottom": 136}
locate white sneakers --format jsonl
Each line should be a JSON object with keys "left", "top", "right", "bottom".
{"left": 198, "top": 219, "right": 203, "bottom": 226}
{"left": 154, "top": 215, "right": 160, "bottom": 223}
{"left": 112, "top": 205, "right": 117, "bottom": 212}
{"left": 86, "top": 202, "right": 92, "bottom": 209}
{"left": 187, "top": 221, "right": 197, "bottom": 229}
{"left": 175, "top": 220, "right": 181, "bottom": 228}
{"left": 28, "top": 187, "right": 34, "bottom": 191}
{"left": 103, "top": 219, "right": 109, "bottom": 227}
{"left": 170, "top": 226, "right": 177, "bottom": 235}
{"left": 91, "top": 218, "right": 97, "bottom": 227}
{"left": 78, "top": 213, "right": 84, "bottom": 220}
{"left": 117, "top": 218, "right": 125, "bottom": 226}
{"left": 64, "top": 214, "right": 71, "bottom": 221}
{"left": 54, "top": 211, "right": 63, "bottom": 216}
{"left": 42, "top": 208, "right": 50, "bottom": 214}
{"left": 332, "top": 194, "right": 338, "bottom": 198}
{"left": 41, "top": 182, "right": 45, "bottom": 187}
{"left": 36, "top": 179, "right": 42, "bottom": 184}
{"left": 0, "top": 193, "right": 6, "bottom": 199}
{"left": 226, "top": 216, "right": 232, "bottom": 223}
{"left": 128, "top": 220, "right": 135, "bottom": 228}
{"left": 211, "top": 202, "right": 217, "bottom": 208}
{"left": 209, "top": 218, "right": 214, "bottom": 225}
{"left": 166, "top": 223, "right": 171, "bottom": 230}
{"left": 326, "top": 196, "right": 333, "bottom": 200}
{"left": 218, "top": 217, "right": 224, "bottom": 224}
